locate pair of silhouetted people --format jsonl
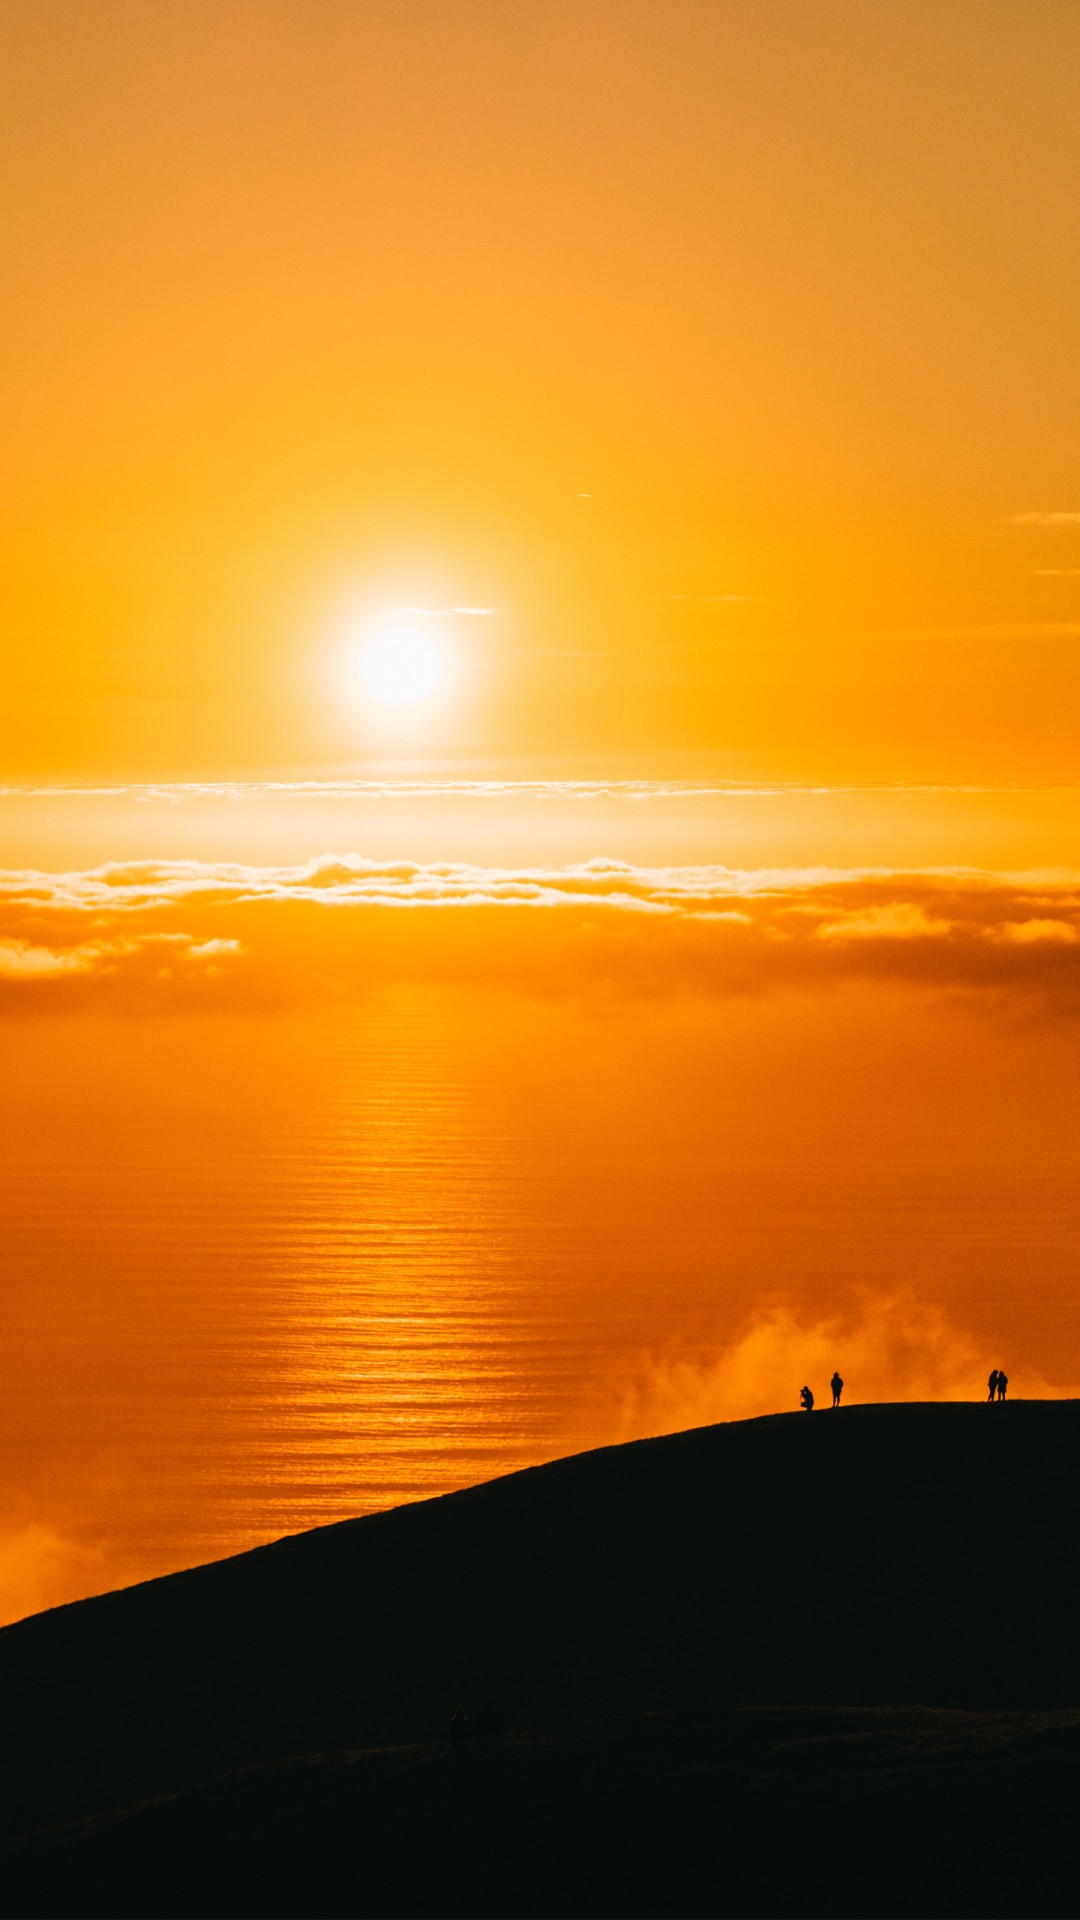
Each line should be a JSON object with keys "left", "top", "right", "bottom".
{"left": 988, "top": 1369, "right": 1009, "bottom": 1402}
{"left": 800, "top": 1373, "right": 844, "bottom": 1413}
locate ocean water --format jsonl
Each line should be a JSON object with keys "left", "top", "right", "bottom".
{"left": 3, "top": 978, "right": 1080, "bottom": 1625}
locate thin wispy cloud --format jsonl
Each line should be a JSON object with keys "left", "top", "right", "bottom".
{"left": 389, "top": 605, "right": 499, "bottom": 618}
{"left": 892, "top": 624, "right": 1080, "bottom": 640}
{"left": 1034, "top": 569, "right": 1080, "bottom": 577}
{"left": 1009, "top": 511, "right": 1080, "bottom": 527}
{"left": 3, "top": 779, "right": 1078, "bottom": 804}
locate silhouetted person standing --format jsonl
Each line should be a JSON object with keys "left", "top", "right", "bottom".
{"left": 830, "top": 1371, "right": 843, "bottom": 1408}
{"left": 997, "top": 1370, "right": 1008, "bottom": 1401}
{"left": 474, "top": 1701, "right": 505, "bottom": 1754}
{"left": 987, "top": 1369, "right": 999, "bottom": 1403}
{"left": 800, "top": 1385, "right": 814, "bottom": 1413}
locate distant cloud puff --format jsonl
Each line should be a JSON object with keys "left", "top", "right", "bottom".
{"left": 186, "top": 938, "right": 244, "bottom": 958}
{"left": 995, "top": 919, "right": 1078, "bottom": 945}
{"left": 0, "top": 941, "right": 95, "bottom": 978}
{"left": 815, "top": 902, "right": 950, "bottom": 941}
{"left": 2, "top": 857, "right": 1080, "bottom": 1014}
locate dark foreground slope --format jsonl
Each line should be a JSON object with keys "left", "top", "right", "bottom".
{"left": 8, "top": 1708, "right": 1080, "bottom": 1920}
{"left": 2, "top": 1403, "right": 1079, "bottom": 1873}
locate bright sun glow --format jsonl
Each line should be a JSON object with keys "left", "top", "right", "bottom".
{"left": 358, "top": 625, "right": 446, "bottom": 709}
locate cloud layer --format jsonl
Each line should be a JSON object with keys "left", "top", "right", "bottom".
{"left": 2, "top": 855, "right": 1080, "bottom": 1012}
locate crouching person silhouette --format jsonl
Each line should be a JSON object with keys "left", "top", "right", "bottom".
{"left": 800, "top": 1385, "right": 814, "bottom": 1413}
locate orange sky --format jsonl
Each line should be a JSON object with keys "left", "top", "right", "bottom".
{"left": 4, "top": 0, "right": 1080, "bottom": 782}
{"left": 4, "top": 3, "right": 1080, "bottom": 1629}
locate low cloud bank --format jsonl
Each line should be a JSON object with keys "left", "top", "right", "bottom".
{"left": 607, "top": 1291, "right": 1079, "bottom": 1443}
{"left": 2, "top": 857, "right": 1080, "bottom": 1011}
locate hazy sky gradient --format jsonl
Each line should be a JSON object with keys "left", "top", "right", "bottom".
{"left": 3, "top": 0, "right": 1080, "bottom": 779}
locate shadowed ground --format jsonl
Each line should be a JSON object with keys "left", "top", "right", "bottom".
{"left": 2, "top": 1402, "right": 1079, "bottom": 1915}
{"left": 6, "top": 1707, "right": 1080, "bottom": 1919}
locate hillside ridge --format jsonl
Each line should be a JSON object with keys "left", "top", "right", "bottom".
{"left": 3, "top": 1399, "right": 1079, "bottom": 1846}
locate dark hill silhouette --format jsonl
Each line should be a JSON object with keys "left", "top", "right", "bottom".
{"left": 3, "top": 1400, "right": 1080, "bottom": 1914}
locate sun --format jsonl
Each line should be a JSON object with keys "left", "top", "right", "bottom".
{"left": 357, "top": 624, "right": 446, "bottom": 709}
